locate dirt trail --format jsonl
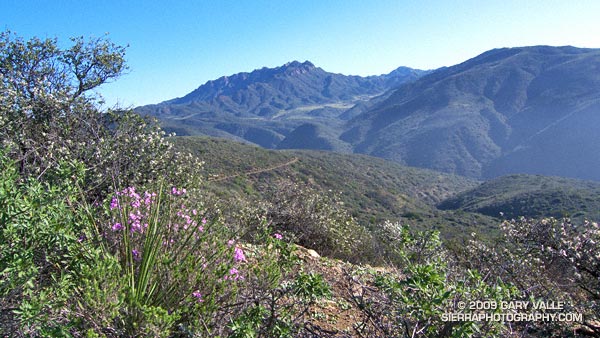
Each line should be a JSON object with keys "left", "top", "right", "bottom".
{"left": 208, "top": 157, "right": 299, "bottom": 182}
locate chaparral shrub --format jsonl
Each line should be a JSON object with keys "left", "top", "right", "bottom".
{"left": 464, "top": 217, "right": 600, "bottom": 336}
{"left": 235, "top": 179, "right": 376, "bottom": 263}
{"left": 0, "top": 151, "right": 110, "bottom": 336}
{"left": 337, "top": 221, "right": 519, "bottom": 337}
{"left": 0, "top": 30, "right": 202, "bottom": 204}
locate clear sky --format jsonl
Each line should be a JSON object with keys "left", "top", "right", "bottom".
{"left": 2, "top": 0, "right": 600, "bottom": 107}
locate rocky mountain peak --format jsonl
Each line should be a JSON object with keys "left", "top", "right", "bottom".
{"left": 279, "top": 60, "right": 316, "bottom": 75}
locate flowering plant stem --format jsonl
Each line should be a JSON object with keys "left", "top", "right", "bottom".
{"left": 135, "top": 186, "right": 162, "bottom": 305}
{"left": 113, "top": 184, "right": 165, "bottom": 310}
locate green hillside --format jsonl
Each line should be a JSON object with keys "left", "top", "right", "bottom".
{"left": 438, "top": 174, "right": 600, "bottom": 221}
{"left": 173, "top": 136, "right": 497, "bottom": 237}
{"left": 175, "top": 136, "right": 600, "bottom": 239}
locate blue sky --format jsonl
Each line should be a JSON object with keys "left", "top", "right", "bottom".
{"left": 2, "top": 1, "right": 600, "bottom": 107}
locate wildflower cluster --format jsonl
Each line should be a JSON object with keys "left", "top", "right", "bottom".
{"left": 107, "top": 186, "right": 211, "bottom": 254}
{"left": 110, "top": 187, "right": 156, "bottom": 233}
{"left": 103, "top": 184, "right": 263, "bottom": 334}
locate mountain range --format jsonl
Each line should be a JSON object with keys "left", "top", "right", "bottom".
{"left": 136, "top": 61, "right": 427, "bottom": 149}
{"left": 137, "top": 46, "right": 600, "bottom": 181}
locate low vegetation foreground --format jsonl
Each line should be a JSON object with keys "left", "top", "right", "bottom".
{"left": 1, "top": 32, "right": 599, "bottom": 337}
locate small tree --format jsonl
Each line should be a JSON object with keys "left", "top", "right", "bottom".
{"left": 0, "top": 31, "right": 127, "bottom": 166}
{"left": 0, "top": 31, "right": 201, "bottom": 201}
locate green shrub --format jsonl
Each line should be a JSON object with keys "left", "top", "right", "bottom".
{"left": 0, "top": 151, "right": 106, "bottom": 336}
{"left": 362, "top": 222, "right": 518, "bottom": 337}
{"left": 236, "top": 179, "right": 376, "bottom": 263}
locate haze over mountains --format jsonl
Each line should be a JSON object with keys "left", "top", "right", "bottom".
{"left": 138, "top": 46, "right": 600, "bottom": 181}
{"left": 136, "top": 61, "right": 427, "bottom": 149}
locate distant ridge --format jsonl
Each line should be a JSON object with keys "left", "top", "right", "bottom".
{"left": 135, "top": 61, "right": 428, "bottom": 149}
{"left": 344, "top": 45, "right": 600, "bottom": 181}
{"left": 139, "top": 46, "right": 600, "bottom": 181}
{"left": 437, "top": 174, "right": 600, "bottom": 221}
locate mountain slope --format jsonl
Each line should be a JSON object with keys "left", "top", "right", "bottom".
{"left": 438, "top": 174, "right": 600, "bottom": 221}
{"left": 173, "top": 136, "right": 600, "bottom": 241}
{"left": 136, "top": 62, "right": 428, "bottom": 149}
{"left": 344, "top": 46, "right": 600, "bottom": 181}
{"left": 172, "top": 136, "right": 495, "bottom": 235}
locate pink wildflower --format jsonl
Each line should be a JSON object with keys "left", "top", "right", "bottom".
{"left": 130, "top": 199, "right": 141, "bottom": 208}
{"left": 274, "top": 233, "right": 283, "bottom": 240}
{"left": 129, "top": 211, "right": 143, "bottom": 233}
{"left": 110, "top": 196, "right": 119, "bottom": 210}
{"left": 127, "top": 187, "right": 140, "bottom": 200}
{"left": 192, "top": 290, "right": 203, "bottom": 302}
{"left": 224, "top": 267, "right": 244, "bottom": 281}
{"left": 234, "top": 247, "right": 246, "bottom": 262}
{"left": 132, "top": 249, "right": 141, "bottom": 261}
{"left": 143, "top": 191, "right": 154, "bottom": 206}
{"left": 171, "top": 187, "right": 186, "bottom": 196}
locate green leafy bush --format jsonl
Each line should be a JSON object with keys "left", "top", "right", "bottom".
{"left": 358, "top": 222, "right": 519, "bottom": 337}
{"left": 0, "top": 151, "right": 105, "bottom": 335}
